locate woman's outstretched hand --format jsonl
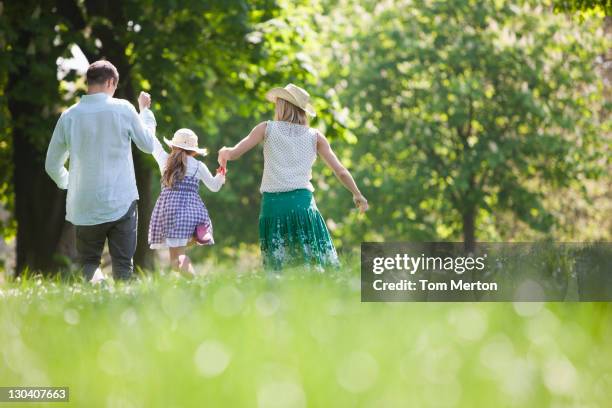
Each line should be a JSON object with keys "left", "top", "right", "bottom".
{"left": 218, "top": 147, "right": 231, "bottom": 168}
{"left": 353, "top": 193, "right": 369, "bottom": 213}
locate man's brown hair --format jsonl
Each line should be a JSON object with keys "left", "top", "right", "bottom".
{"left": 86, "top": 60, "right": 119, "bottom": 86}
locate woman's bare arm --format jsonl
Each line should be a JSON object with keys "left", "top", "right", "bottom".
{"left": 218, "top": 122, "right": 266, "bottom": 167}
{"left": 317, "top": 132, "right": 368, "bottom": 213}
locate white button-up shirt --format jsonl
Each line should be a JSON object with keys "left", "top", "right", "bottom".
{"left": 45, "top": 93, "right": 156, "bottom": 225}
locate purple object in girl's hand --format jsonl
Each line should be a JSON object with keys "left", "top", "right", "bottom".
{"left": 195, "top": 223, "right": 214, "bottom": 245}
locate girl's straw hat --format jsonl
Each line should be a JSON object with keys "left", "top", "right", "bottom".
{"left": 265, "top": 83, "right": 316, "bottom": 117}
{"left": 164, "top": 128, "right": 208, "bottom": 156}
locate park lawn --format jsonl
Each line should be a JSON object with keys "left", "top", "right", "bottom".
{"left": 0, "top": 258, "right": 611, "bottom": 408}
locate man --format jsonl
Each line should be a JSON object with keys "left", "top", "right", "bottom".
{"left": 45, "top": 60, "right": 157, "bottom": 281}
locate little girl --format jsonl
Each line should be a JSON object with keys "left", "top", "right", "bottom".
{"left": 144, "top": 112, "right": 225, "bottom": 277}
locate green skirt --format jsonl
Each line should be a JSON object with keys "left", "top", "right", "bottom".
{"left": 259, "top": 189, "right": 339, "bottom": 271}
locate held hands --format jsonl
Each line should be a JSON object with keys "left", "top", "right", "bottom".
{"left": 216, "top": 152, "right": 228, "bottom": 179}
{"left": 216, "top": 148, "right": 231, "bottom": 184}
{"left": 138, "top": 91, "right": 151, "bottom": 111}
{"left": 216, "top": 165, "right": 227, "bottom": 184}
{"left": 353, "top": 193, "right": 369, "bottom": 213}
{"left": 217, "top": 147, "right": 231, "bottom": 168}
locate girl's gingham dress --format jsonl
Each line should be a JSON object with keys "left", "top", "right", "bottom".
{"left": 147, "top": 128, "right": 224, "bottom": 249}
{"left": 148, "top": 166, "right": 214, "bottom": 248}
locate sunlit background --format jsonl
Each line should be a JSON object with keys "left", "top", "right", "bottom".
{"left": 0, "top": 0, "right": 610, "bottom": 406}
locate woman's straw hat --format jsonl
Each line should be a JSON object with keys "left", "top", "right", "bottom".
{"left": 164, "top": 128, "right": 208, "bottom": 156}
{"left": 265, "top": 83, "right": 316, "bottom": 117}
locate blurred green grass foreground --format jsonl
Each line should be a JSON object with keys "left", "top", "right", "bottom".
{"left": 1, "top": 257, "right": 611, "bottom": 407}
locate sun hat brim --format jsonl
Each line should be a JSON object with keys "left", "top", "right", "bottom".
{"left": 163, "top": 137, "right": 208, "bottom": 156}
{"left": 265, "top": 88, "right": 316, "bottom": 117}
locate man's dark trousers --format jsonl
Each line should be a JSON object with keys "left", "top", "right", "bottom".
{"left": 75, "top": 200, "right": 138, "bottom": 281}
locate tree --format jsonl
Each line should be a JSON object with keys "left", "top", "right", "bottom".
{"left": 2, "top": 1, "right": 85, "bottom": 273}
{"left": 318, "top": 0, "right": 609, "bottom": 250}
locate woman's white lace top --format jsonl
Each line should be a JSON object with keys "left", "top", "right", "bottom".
{"left": 260, "top": 120, "right": 317, "bottom": 193}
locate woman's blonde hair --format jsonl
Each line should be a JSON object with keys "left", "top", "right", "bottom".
{"left": 274, "top": 98, "right": 308, "bottom": 126}
{"left": 162, "top": 148, "right": 193, "bottom": 189}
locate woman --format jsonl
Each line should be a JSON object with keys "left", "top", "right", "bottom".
{"left": 218, "top": 83, "right": 368, "bottom": 270}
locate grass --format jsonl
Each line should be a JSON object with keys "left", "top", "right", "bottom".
{"left": 1, "top": 257, "right": 611, "bottom": 407}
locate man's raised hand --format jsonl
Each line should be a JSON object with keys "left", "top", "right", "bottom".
{"left": 138, "top": 91, "right": 151, "bottom": 111}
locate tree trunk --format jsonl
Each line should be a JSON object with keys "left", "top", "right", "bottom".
{"left": 6, "top": 5, "right": 74, "bottom": 276}
{"left": 9, "top": 99, "right": 68, "bottom": 275}
{"left": 133, "top": 153, "right": 155, "bottom": 271}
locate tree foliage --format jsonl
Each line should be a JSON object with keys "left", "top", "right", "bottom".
{"left": 553, "top": 0, "right": 612, "bottom": 14}
{"left": 314, "top": 0, "right": 610, "bottom": 247}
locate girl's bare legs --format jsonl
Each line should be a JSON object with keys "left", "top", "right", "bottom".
{"left": 169, "top": 246, "right": 195, "bottom": 278}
